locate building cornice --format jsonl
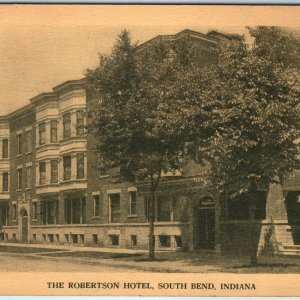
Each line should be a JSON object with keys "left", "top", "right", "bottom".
{"left": 53, "top": 78, "right": 86, "bottom": 95}
{"left": 30, "top": 92, "right": 58, "bottom": 106}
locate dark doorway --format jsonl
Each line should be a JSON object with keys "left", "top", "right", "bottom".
{"left": 195, "top": 198, "right": 215, "bottom": 250}
{"left": 21, "top": 209, "right": 28, "bottom": 242}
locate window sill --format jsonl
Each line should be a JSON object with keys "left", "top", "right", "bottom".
{"left": 36, "top": 183, "right": 59, "bottom": 188}
{"left": 127, "top": 214, "right": 137, "bottom": 218}
{"left": 99, "top": 175, "right": 110, "bottom": 179}
{"left": 17, "top": 189, "right": 23, "bottom": 192}
{"left": 61, "top": 179, "right": 87, "bottom": 183}
{"left": 16, "top": 154, "right": 23, "bottom": 158}
{"left": 31, "top": 219, "right": 37, "bottom": 222}
{"left": 1, "top": 157, "right": 9, "bottom": 160}
{"left": 12, "top": 220, "right": 18, "bottom": 223}
{"left": 92, "top": 216, "right": 101, "bottom": 219}
{"left": 25, "top": 152, "right": 32, "bottom": 155}
{"left": 25, "top": 187, "right": 32, "bottom": 190}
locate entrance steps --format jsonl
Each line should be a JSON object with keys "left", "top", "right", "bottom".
{"left": 278, "top": 244, "right": 300, "bottom": 256}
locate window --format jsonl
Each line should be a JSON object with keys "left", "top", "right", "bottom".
{"left": 17, "top": 168, "right": 23, "bottom": 190}
{"left": 77, "top": 153, "right": 85, "bottom": 179}
{"left": 71, "top": 234, "right": 78, "bottom": 244}
{"left": 0, "top": 204, "right": 8, "bottom": 226}
{"left": 25, "top": 130, "right": 32, "bottom": 153}
{"left": 12, "top": 204, "right": 17, "bottom": 221}
{"left": 41, "top": 200, "right": 58, "bottom": 225}
{"left": 17, "top": 134, "right": 22, "bottom": 155}
{"left": 39, "top": 123, "right": 46, "bottom": 145}
{"left": 51, "top": 160, "right": 58, "bottom": 183}
{"left": 39, "top": 162, "right": 46, "bottom": 185}
{"left": 2, "top": 172, "right": 8, "bottom": 192}
{"left": 157, "top": 196, "right": 172, "bottom": 222}
{"left": 48, "top": 234, "right": 54, "bottom": 243}
{"left": 32, "top": 234, "right": 37, "bottom": 242}
{"left": 175, "top": 236, "right": 182, "bottom": 248}
{"left": 93, "top": 195, "right": 100, "bottom": 217}
{"left": 63, "top": 113, "right": 71, "bottom": 138}
{"left": 159, "top": 235, "right": 171, "bottom": 247}
{"left": 63, "top": 155, "right": 71, "bottom": 181}
{"left": 110, "top": 193, "right": 120, "bottom": 223}
{"left": 65, "top": 197, "right": 86, "bottom": 224}
{"left": 93, "top": 234, "right": 98, "bottom": 245}
{"left": 2, "top": 139, "right": 8, "bottom": 158}
{"left": 129, "top": 191, "right": 137, "bottom": 215}
{"left": 26, "top": 166, "right": 31, "bottom": 188}
{"left": 99, "top": 165, "right": 107, "bottom": 176}
{"left": 109, "top": 235, "right": 119, "bottom": 246}
{"left": 76, "top": 110, "right": 84, "bottom": 136}
{"left": 32, "top": 202, "right": 37, "bottom": 220}
{"left": 131, "top": 235, "right": 137, "bottom": 246}
{"left": 50, "top": 120, "right": 57, "bottom": 143}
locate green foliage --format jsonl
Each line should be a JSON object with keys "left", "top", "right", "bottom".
{"left": 85, "top": 30, "right": 199, "bottom": 183}
{"left": 205, "top": 26, "right": 300, "bottom": 195}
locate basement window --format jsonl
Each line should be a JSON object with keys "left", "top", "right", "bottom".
{"left": 48, "top": 234, "right": 54, "bottom": 243}
{"left": 159, "top": 235, "right": 171, "bottom": 247}
{"left": 175, "top": 236, "right": 182, "bottom": 248}
{"left": 93, "top": 234, "right": 98, "bottom": 245}
{"left": 109, "top": 235, "right": 119, "bottom": 246}
{"left": 131, "top": 235, "right": 137, "bottom": 246}
{"left": 71, "top": 234, "right": 78, "bottom": 244}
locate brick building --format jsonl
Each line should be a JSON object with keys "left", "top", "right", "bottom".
{"left": 0, "top": 29, "right": 298, "bottom": 255}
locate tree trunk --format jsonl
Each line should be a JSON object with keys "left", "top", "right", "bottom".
{"left": 249, "top": 200, "right": 258, "bottom": 266}
{"left": 148, "top": 185, "right": 156, "bottom": 261}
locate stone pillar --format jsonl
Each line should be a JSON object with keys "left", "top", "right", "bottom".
{"left": 45, "top": 121, "right": 51, "bottom": 145}
{"left": 265, "top": 182, "right": 288, "bottom": 221}
{"left": 45, "top": 160, "right": 51, "bottom": 185}
{"left": 71, "top": 153, "right": 77, "bottom": 180}
{"left": 35, "top": 163, "right": 39, "bottom": 186}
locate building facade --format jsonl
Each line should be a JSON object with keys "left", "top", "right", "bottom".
{"left": 0, "top": 29, "right": 298, "bottom": 255}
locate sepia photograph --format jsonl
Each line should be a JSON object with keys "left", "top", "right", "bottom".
{"left": 1, "top": 4, "right": 300, "bottom": 296}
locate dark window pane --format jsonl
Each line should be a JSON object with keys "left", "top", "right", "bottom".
{"left": 50, "top": 121, "right": 57, "bottom": 143}
{"left": 110, "top": 193, "right": 120, "bottom": 223}
{"left": 2, "top": 139, "right": 8, "bottom": 158}
{"left": 51, "top": 160, "right": 58, "bottom": 183}
{"left": 39, "top": 123, "right": 46, "bottom": 145}
{"left": 39, "top": 162, "right": 46, "bottom": 185}
{"left": 157, "top": 196, "right": 171, "bottom": 221}
{"left": 76, "top": 110, "right": 84, "bottom": 136}
{"left": 63, "top": 113, "right": 71, "bottom": 138}
{"left": 76, "top": 153, "right": 85, "bottom": 179}
{"left": 2, "top": 172, "right": 8, "bottom": 192}
{"left": 63, "top": 155, "right": 71, "bottom": 181}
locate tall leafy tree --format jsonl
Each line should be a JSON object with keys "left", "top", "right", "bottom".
{"left": 204, "top": 27, "right": 300, "bottom": 265}
{"left": 86, "top": 30, "right": 219, "bottom": 260}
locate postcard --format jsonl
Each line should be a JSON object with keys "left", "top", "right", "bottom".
{"left": 1, "top": 4, "right": 300, "bottom": 296}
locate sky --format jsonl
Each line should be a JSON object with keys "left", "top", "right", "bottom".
{"left": 0, "top": 5, "right": 300, "bottom": 115}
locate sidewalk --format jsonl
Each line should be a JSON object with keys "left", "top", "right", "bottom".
{"left": 0, "top": 241, "right": 147, "bottom": 254}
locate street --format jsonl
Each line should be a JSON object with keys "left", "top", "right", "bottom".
{"left": 3, "top": 243, "right": 300, "bottom": 273}
{"left": 0, "top": 245, "right": 146, "bottom": 272}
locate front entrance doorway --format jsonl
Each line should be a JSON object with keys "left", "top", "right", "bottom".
{"left": 194, "top": 197, "right": 215, "bottom": 250}
{"left": 21, "top": 209, "right": 28, "bottom": 242}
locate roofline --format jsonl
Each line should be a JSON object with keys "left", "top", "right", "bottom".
{"left": 30, "top": 92, "right": 57, "bottom": 105}
{"left": 7, "top": 103, "right": 34, "bottom": 121}
{"left": 136, "top": 28, "right": 219, "bottom": 52}
{"left": 53, "top": 78, "right": 85, "bottom": 93}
